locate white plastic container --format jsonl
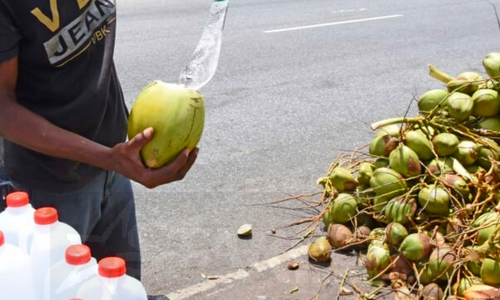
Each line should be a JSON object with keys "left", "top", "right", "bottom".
{"left": 30, "top": 207, "right": 82, "bottom": 299}
{"left": 76, "top": 257, "right": 147, "bottom": 300}
{"left": 44, "top": 244, "right": 97, "bottom": 300}
{"left": 0, "top": 230, "right": 36, "bottom": 300}
{"left": 0, "top": 191, "right": 36, "bottom": 253}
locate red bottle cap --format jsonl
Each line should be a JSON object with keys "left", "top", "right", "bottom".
{"left": 66, "top": 245, "right": 92, "bottom": 265}
{"left": 98, "top": 257, "right": 126, "bottom": 278}
{"left": 34, "top": 207, "right": 58, "bottom": 225}
{"left": 0, "top": 231, "right": 4, "bottom": 247}
{"left": 6, "top": 191, "right": 29, "bottom": 208}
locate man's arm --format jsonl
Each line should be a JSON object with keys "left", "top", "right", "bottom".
{"left": 0, "top": 57, "right": 198, "bottom": 188}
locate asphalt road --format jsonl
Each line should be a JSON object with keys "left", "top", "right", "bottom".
{"left": 113, "top": 0, "right": 500, "bottom": 296}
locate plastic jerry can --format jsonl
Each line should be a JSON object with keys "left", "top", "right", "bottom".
{"left": 76, "top": 257, "right": 147, "bottom": 300}
{"left": 0, "top": 191, "right": 36, "bottom": 253}
{"left": 44, "top": 244, "right": 97, "bottom": 300}
{"left": 0, "top": 230, "right": 36, "bottom": 300}
{"left": 30, "top": 207, "right": 82, "bottom": 299}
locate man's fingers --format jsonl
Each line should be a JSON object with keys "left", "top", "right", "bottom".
{"left": 140, "top": 148, "right": 199, "bottom": 188}
{"left": 164, "top": 148, "right": 191, "bottom": 174}
{"left": 178, "top": 147, "right": 199, "bottom": 177}
{"left": 128, "top": 127, "right": 154, "bottom": 152}
{"left": 158, "top": 148, "right": 198, "bottom": 180}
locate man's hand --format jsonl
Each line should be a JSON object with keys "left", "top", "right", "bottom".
{"left": 1, "top": 57, "right": 198, "bottom": 189}
{"left": 108, "top": 127, "right": 199, "bottom": 188}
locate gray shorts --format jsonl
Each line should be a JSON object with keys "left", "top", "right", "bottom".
{"left": 0, "top": 169, "right": 141, "bottom": 280}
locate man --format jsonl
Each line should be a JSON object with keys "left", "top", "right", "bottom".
{"left": 0, "top": 0, "right": 198, "bottom": 280}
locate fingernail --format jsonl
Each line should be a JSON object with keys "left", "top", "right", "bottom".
{"left": 143, "top": 127, "right": 154, "bottom": 138}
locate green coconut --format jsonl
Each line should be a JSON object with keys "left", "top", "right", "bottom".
{"left": 483, "top": 52, "right": 500, "bottom": 79}
{"left": 467, "top": 257, "right": 482, "bottom": 276}
{"left": 432, "top": 133, "right": 460, "bottom": 157}
{"left": 418, "top": 89, "right": 449, "bottom": 114}
{"left": 375, "top": 124, "right": 402, "bottom": 137}
{"left": 477, "top": 144, "right": 499, "bottom": 170}
{"left": 357, "top": 162, "right": 376, "bottom": 186}
{"left": 369, "top": 168, "right": 408, "bottom": 211}
{"left": 447, "top": 72, "right": 483, "bottom": 95}
{"left": 480, "top": 258, "right": 500, "bottom": 285}
{"left": 369, "top": 134, "right": 398, "bottom": 157}
{"left": 355, "top": 189, "right": 374, "bottom": 208}
{"left": 418, "top": 184, "right": 450, "bottom": 216}
{"left": 419, "top": 260, "right": 447, "bottom": 285}
{"left": 472, "top": 212, "right": 500, "bottom": 245}
{"left": 472, "top": 89, "right": 500, "bottom": 117}
{"left": 405, "top": 130, "right": 434, "bottom": 161}
{"left": 454, "top": 277, "right": 483, "bottom": 296}
{"left": 428, "top": 246, "right": 456, "bottom": 282}
{"left": 415, "top": 125, "right": 436, "bottom": 137}
{"left": 328, "top": 167, "right": 357, "bottom": 192}
{"left": 452, "top": 140, "right": 479, "bottom": 166}
{"left": 374, "top": 158, "right": 390, "bottom": 169}
{"left": 384, "top": 197, "right": 417, "bottom": 225}
{"left": 466, "top": 164, "right": 485, "bottom": 174}
{"left": 365, "top": 243, "right": 391, "bottom": 278}
{"left": 369, "top": 228, "right": 387, "bottom": 242}
{"left": 389, "top": 144, "right": 422, "bottom": 178}
{"left": 329, "top": 193, "right": 358, "bottom": 224}
{"left": 385, "top": 222, "right": 408, "bottom": 246}
{"left": 399, "top": 232, "right": 432, "bottom": 261}
{"left": 446, "top": 92, "right": 474, "bottom": 121}
{"left": 127, "top": 81, "right": 205, "bottom": 168}
{"left": 478, "top": 116, "right": 500, "bottom": 131}
{"left": 443, "top": 174, "right": 470, "bottom": 201}
{"left": 427, "top": 157, "right": 454, "bottom": 176}
{"left": 322, "top": 207, "right": 333, "bottom": 230}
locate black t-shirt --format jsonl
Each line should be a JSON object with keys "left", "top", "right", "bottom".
{"left": 0, "top": 0, "right": 128, "bottom": 191}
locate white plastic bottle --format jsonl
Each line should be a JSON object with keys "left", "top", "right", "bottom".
{"left": 0, "top": 230, "right": 36, "bottom": 300}
{"left": 76, "top": 257, "right": 147, "bottom": 300}
{"left": 0, "top": 191, "right": 36, "bottom": 253}
{"left": 30, "top": 207, "right": 82, "bottom": 300}
{"left": 44, "top": 244, "right": 97, "bottom": 300}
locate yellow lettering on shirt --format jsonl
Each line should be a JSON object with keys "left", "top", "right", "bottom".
{"left": 31, "top": 0, "right": 60, "bottom": 32}
{"left": 31, "top": 0, "right": 93, "bottom": 32}
{"left": 76, "top": 0, "right": 91, "bottom": 9}
{"left": 91, "top": 25, "right": 110, "bottom": 44}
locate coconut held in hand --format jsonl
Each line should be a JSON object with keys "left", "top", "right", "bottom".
{"left": 127, "top": 81, "right": 205, "bottom": 168}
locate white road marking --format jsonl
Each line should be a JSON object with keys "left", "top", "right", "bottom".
{"left": 332, "top": 8, "right": 368, "bottom": 14}
{"left": 166, "top": 244, "right": 309, "bottom": 300}
{"left": 263, "top": 14, "right": 404, "bottom": 34}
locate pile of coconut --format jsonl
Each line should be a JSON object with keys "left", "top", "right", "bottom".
{"left": 304, "top": 52, "right": 500, "bottom": 300}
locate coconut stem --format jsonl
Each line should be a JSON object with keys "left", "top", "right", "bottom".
{"left": 370, "top": 116, "right": 424, "bottom": 131}
{"left": 428, "top": 64, "right": 454, "bottom": 84}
